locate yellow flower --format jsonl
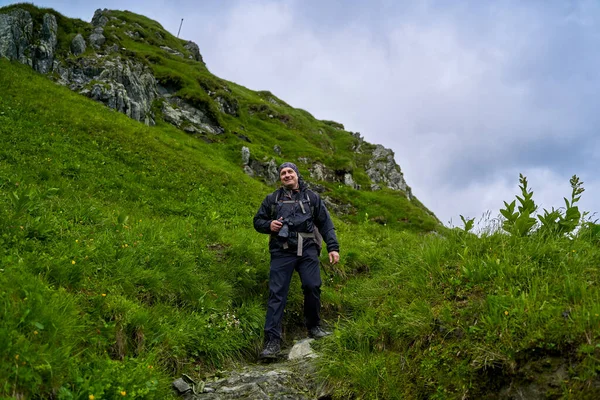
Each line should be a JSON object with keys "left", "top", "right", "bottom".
{"left": 34, "top": 331, "right": 38, "bottom": 335}
{"left": 504, "top": 311, "right": 509, "bottom": 316}
{"left": 76, "top": 239, "right": 79, "bottom": 243}
{"left": 15, "top": 354, "right": 19, "bottom": 360}
{"left": 102, "top": 293, "right": 107, "bottom": 297}
{"left": 71, "top": 260, "right": 76, "bottom": 264}
{"left": 120, "top": 391, "right": 127, "bottom": 396}
{"left": 148, "top": 365, "right": 153, "bottom": 369}
{"left": 89, "top": 395, "right": 95, "bottom": 400}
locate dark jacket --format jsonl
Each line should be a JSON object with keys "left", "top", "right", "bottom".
{"left": 254, "top": 186, "right": 339, "bottom": 254}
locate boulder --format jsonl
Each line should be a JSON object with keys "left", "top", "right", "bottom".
{"left": 243, "top": 158, "right": 278, "bottom": 185}
{"left": 89, "top": 26, "right": 105, "bottom": 48}
{"left": 70, "top": 33, "right": 86, "bottom": 55}
{"left": 241, "top": 146, "right": 250, "bottom": 165}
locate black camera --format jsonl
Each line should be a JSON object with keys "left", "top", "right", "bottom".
{"left": 278, "top": 219, "right": 293, "bottom": 238}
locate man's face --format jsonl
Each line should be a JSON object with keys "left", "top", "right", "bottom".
{"left": 280, "top": 167, "right": 299, "bottom": 189}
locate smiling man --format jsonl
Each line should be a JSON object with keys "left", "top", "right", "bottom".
{"left": 253, "top": 162, "right": 340, "bottom": 359}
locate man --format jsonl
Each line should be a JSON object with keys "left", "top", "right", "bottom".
{"left": 253, "top": 162, "right": 340, "bottom": 359}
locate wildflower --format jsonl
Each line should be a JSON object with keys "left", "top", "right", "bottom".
{"left": 89, "top": 395, "right": 95, "bottom": 400}
{"left": 76, "top": 240, "right": 79, "bottom": 243}
{"left": 120, "top": 391, "right": 127, "bottom": 396}
{"left": 148, "top": 365, "right": 153, "bottom": 369}
{"left": 34, "top": 331, "right": 38, "bottom": 335}
{"left": 102, "top": 293, "right": 107, "bottom": 297}
{"left": 15, "top": 355, "right": 19, "bottom": 360}
{"left": 572, "top": 250, "right": 576, "bottom": 253}
{"left": 504, "top": 311, "right": 509, "bottom": 316}
{"left": 71, "top": 260, "right": 76, "bottom": 264}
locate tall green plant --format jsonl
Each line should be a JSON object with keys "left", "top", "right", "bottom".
{"left": 499, "top": 174, "right": 537, "bottom": 236}
{"left": 537, "top": 175, "right": 585, "bottom": 236}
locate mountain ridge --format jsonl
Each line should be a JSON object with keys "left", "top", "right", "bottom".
{"left": 0, "top": 4, "right": 440, "bottom": 230}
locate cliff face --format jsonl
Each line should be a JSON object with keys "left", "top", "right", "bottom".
{"left": 0, "top": 6, "right": 420, "bottom": 210}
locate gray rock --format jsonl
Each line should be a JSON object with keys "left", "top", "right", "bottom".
{"left": 176, "top": 356, "right": 331, "bottom": 399}
{"left": 184, "top": 40, "right": 203, "bottom": 63}
{"left": 366, "top": 144, "right": 412, "bottom": 198}
{"left": 241, "top": 146, "right": 250, "bottom": 165}
{"left": 161, "top": 97, "right": 223, "bottom": 134}
{"left": 70, "top": 33, "right": 86, "bottom": 55}
{"left": 33, "top": 13, "right": 58, "bottom": 74}
{"left": 243, "top": 165, "right": 254, "bottom": 177}
{"left": 344, "top": 173, "right": 360, "bottom": 190}
{"left": 245, "top": 158, "right": 278, "bottom": 185}
{"left": 58, "top": 55, "right": 157, "bottom": 125}
{"left": 309, "top": 162, "right": 334, "bottom": 182}
{"left": 89, "top": 26, "right": 105, "bottom": 49}
{"left": 91, "top": 9, "right": 109, "bottom": 27}
{"left": 288, "top": 338, "right": 318, "bottom": 360}
{"left": 160, "top": 45, "right": 184, "bottom": 58}
{"left": 0, "top": 9, "right": 34, "bottom": 64}
{"left": 214, "top": 96, "right": 238, "bottom": 116}
{"left": 273, "top": 145, "right": 282, "bottom": 156}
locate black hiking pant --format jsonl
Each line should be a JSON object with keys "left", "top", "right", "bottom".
{"left": 264, "top": 245, "right": 321, "bottom": 341}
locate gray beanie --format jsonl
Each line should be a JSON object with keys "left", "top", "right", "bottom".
{"left": 278, "top": 162, "right": 299, "bottom": 176}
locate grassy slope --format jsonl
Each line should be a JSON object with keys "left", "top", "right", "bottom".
{"left": 1, "top": 6, "right": 600, "bottom": 400}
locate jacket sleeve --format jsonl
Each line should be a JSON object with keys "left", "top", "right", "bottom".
{"left": 253, "top": 194, "right": 274, "bottom": 234}
{"left": 312, "top": 192, "right": 340, "bottom": 253}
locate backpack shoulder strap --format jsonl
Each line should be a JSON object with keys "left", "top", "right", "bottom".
{"left": 304, "top": 189, "right": 318, "bottom": 219}
{"left": 268, "top": 188, "right": 282, "bottom": 220}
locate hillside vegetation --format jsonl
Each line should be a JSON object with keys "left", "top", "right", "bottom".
{"left": 1, "top": 5, "right": 600, "bottom": 400}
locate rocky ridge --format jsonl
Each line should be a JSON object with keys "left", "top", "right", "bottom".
{"left": 0, "top": 6, "right": 414, "bottom": 203}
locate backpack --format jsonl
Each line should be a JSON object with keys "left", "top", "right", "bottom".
{"left": 269, "top": 188, "right": 324, "bottom": 254}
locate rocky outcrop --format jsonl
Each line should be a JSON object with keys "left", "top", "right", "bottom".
{"left": 0, "top": 7, "right": 221, "bottom": 132}
{"left": 214, "top": 96, "right": 238, "bottom": 116}
{"left": 172, "top": 339, "right": 330, "bottom": 399}
{"left": 184, "top": 40, "right": 203, "bottom": 63}
{"left": 91, "top": 8, "right": 109, "bottom": 28}
{"left": 89, "top": 26, "right": 106, "bottom": 49}
{"left": 70, "top": 33, "right": 86, "bottom": 55}
{"left": 33, "top": 13, "right": 58, "bottom": 74}
{"left": 309, "top": 162, "right": 334, "bottom": 183}
{"left": 162, "top": 97, "right": 224, "bottom": 134}
{"left": 56, "top": 55, "right": 158, "bottom": 125}
{"left": 0, "top": 9, "right": 57, "bottom": 74}
{"left": 241, "top": 147, "right": 278, "bottom": 185}
{"left": 366, "top": 144, "right": 412, "bottom": 198}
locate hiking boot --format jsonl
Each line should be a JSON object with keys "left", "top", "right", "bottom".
{"left": 308, "top": 326, "right": 331, "bottom": 339}
{"left": 259, "top": 338, "right": 281, "bottom": 359}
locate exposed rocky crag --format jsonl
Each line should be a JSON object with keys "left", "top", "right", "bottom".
{"left": 366, "top": 144, "right": 412, "bottom": 199}
{"left": 0, "top": 7, "right": 221, "bottom": 134}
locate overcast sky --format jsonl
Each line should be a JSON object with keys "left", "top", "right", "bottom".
{"left": 3, "top": 0, "right": 599, "bottom": 227}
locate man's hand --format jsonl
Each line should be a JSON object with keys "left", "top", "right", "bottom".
{"left": 270, "top": 218, "right": 283, "bottom": 232}
{"left": 328, "top": 251, "right": 340, "bottom": 265}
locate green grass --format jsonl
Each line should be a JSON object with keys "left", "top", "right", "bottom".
{"left": 2, "top": 4, "right": 599, "bottom": 399}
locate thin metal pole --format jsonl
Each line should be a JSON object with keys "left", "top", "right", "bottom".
{"left": 177, "top": 18, "right": 184, "bottom": 38}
